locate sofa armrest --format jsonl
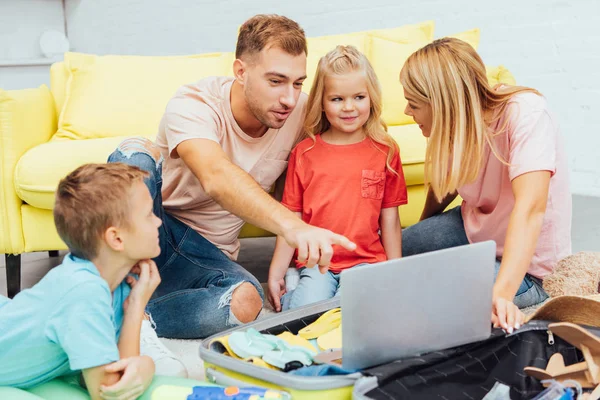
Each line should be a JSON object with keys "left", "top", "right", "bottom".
{"left": 0, "top": 85, "right": 57, "bottom": 254}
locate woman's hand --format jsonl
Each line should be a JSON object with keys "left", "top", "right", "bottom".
{"left": 491, "top": 295, "right": 525, "bottom": 333}
{"left": 100, "top": 356, "right": 155, "bottom": 400}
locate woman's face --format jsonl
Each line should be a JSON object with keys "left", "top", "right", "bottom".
{"left": 403, "top": 88, "right": 433, "bottom": 137}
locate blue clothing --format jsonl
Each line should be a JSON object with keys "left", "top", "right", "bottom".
{"left": 0, "top": 254, "right": 130, "bottom": 389}
{"left": 288, "top": 364, "right": 359, "bottom": 376}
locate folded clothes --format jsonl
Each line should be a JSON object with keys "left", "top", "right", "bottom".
{"left": 299, "top": 308, "right": 341, "bottom": 339}
{"left": 317, "top": 325, "right": 342, "bottom": 351}
{"left": 277, "top": 331, "right": 318, "bottom": 353}
{"left": 229, "top": 328, "right": 281, "bottom": 359}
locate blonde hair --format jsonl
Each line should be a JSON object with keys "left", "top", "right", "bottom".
{"left": 304, "top": 45, "right": 399, "bottom": 173}
{"left": 54, "top": 163, "right": 149, "bottom": 260}
{"left": 400, "top": 37, "right": 541, "bottom": 201}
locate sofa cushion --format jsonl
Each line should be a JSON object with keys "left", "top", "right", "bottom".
{"left": 304, "top": 20, "right": 435, "bottom": 94}
{"left": 50, "top": 62, "right": 68, "bottom": 117}
{"left": 486, "top": 65, "right": 516, "bottom": 86}
{"left": 15, "top": 124, "right": 427, "bottom": 210}
{"left": 367, "top": 20, "right": 434, "bottom": 44}
{"left": 51, "top": 22, "right": 435, "bottom": 143}
{"left": 15, "top": 136, "right": 129, "bottom": 210}
{"left": 448, "top": 28, "right": 481, "bottom": 49}
{"left": 370, "top": 28, "right": 481, "bottom": 126}
{"left": 54, "top": 52, "right": 234, "bottom": 141}
{"left": 369, "top": 36, "right": 428, "bottom": 126}
{"left": 388, "top": 124, "right": 427, "bottom": 187}
{"left": 304, "top": 33, "right": 369, "bottom": 94}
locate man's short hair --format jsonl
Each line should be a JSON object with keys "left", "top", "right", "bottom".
{"left": 53, "top": 163, "right": 149, "bottom": 260}
{"left": 236, "top": 14, "right": 307, "bottom": 60}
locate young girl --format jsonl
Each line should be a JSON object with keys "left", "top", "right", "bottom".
{"left": 400, "top": 38, "right": 571, "bottom": 333}
{"left": 267, "top": 45, "right": 408, "bottom": 312}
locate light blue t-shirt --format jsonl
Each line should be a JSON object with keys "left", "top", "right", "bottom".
{"left": 0, "top": 254, "right": 130, "bottom": 388}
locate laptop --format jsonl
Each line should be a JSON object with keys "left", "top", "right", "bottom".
{"left": 340, "top": 241, "right": 496, "bottom": 370}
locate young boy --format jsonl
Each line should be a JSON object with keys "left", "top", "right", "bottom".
{"left": 0, "top": 163, "right": 162, "bottom": 399}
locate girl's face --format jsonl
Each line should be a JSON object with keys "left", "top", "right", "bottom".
{"left": 403, "top": 88, "right": 433, "bottom": 137}
{"left": 322, "top": 71, "right": 371, "bottom": 136}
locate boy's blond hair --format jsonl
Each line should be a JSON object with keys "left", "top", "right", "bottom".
{"left": 53, "top": 163, "right": 149, "bottom": 260}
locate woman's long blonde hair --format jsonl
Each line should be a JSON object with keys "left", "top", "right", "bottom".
{"left": 304, "top": 45, "right": 399, "bottom": 173}
{"left": 400, "top": 37, "right": 541, "bottom": 201}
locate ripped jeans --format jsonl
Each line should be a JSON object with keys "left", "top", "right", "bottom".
{"left": 108, "top": 139, "right": 264, "bottom": 339}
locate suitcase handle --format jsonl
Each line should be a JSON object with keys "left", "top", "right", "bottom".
{"left": 205, "top": 368, "right": 291, "bottom": 399}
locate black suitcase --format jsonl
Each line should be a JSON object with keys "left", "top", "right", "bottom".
{"left": 353, "top": 320, "right": 596, "bottom": 400}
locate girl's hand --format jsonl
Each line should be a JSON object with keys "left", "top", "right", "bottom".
{"left": 491, "top": 295, "right": 525, "bottom": 334}
{"left": 123, "top": 260, "right": 161, "bottom": 313}
{"left": 100, "top": 356, "right": 154, "bottom": 400}
{"left": 267, "top": 278, "right": 286, "bottom": 312}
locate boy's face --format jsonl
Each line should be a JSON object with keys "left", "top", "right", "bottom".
{"left": 120, "top": 181, "right": 162, "bottom": 260}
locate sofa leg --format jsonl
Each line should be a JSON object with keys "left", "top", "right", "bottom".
{"left": 48, "top": 250, "right": 59, "bottom": 258}
{"left": 6, "top": 254, "right": 21, "bottom": 298}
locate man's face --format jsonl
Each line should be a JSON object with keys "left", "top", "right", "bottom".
{"left": 244, "top": 46, "right": 307, "bottom": 129}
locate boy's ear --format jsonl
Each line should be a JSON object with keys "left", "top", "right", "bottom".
{"left": 103, "top": 227, "right": 125, "bottom": 252}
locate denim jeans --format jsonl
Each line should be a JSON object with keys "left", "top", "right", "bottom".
{"left": 108, "top": 145, "right": 264, "bottom": 339}
{"left": 281, "top": 267, "right": 342, "bottom": 311}
{"left": 281, "top": 263, "right": 367, "bottom": 311}
{"left": 402, "top": 206, "right": 548, "bottom": 309}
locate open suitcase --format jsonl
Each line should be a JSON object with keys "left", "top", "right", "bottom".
{"left": 200, "top": 296, "right": 600, "bottom": 400}
{"left": 199, "top": 298, "right": 361, "bottom": 400}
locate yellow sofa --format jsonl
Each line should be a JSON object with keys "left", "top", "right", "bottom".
{"left": 0, "top": 21, "right": 516, "bottom": 297}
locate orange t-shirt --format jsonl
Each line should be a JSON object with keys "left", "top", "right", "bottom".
{"left": 282, "top": 135, "right": 408, "bottom": 273}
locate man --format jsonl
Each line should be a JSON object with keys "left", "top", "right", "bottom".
{"left": 108, "top": 14, "right": 355, "bottom": 373}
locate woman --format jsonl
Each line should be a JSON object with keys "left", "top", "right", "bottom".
{"left": 400, "top": 38, "right": 571, "bottom": 332}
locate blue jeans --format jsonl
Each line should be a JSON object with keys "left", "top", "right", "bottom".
{"left": 282, "top": 267, "right": 342, "bottom": 311}
{"left": 108, "top": 145, "right": 264, "bottom": 339}
{"left": 402, "top": 206, "right": 548, "bottom": 309}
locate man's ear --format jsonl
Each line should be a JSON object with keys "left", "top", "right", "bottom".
{"left": 104, "top": 227, "right": 125, "bottom": 252}
{"left": 233, "top": 58, "right": 248, "bottom": 86}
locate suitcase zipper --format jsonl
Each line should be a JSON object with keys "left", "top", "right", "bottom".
{"left": 547, "top": 330, "right": 555, "bottom": 345}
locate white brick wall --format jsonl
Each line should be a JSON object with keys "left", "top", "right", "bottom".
{"left": 1, "top": 0, "right": 599, "bottom": 195}
{"left": 0, "top": 1, "right": 64, "bottom": 90}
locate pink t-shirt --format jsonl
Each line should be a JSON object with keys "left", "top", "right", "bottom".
{"left": 155, "top": 76, "right": 307, "bottom": 259}
{"left": 459, "top": 92, "right": 572, "bottom": 279}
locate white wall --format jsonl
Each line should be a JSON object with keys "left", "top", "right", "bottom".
{"left": 0, "top": 0, "right": 65, "bottom": 90}
{"left": 2, "top": 0, "right": 600, "bottom": 195}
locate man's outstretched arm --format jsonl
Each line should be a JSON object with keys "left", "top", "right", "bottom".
{"left": 177, "top": 139, "right": 356, "bottom": 268}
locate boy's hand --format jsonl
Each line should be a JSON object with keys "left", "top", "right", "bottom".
{"left": 267, "top": 278, "right": 286, "bottom": 312}
{"left": 100, "top": 356, "right": 154, "bottom": 400}
{"left": 123, "top": 260, "right": 161, "bottom": 312}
